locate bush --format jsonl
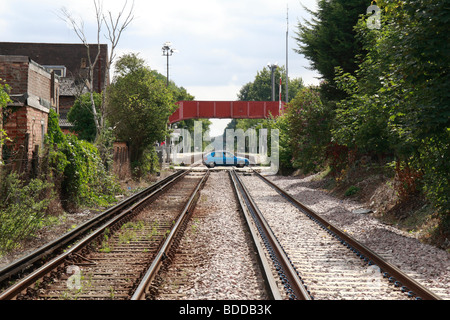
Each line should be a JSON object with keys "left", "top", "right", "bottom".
{"left": 67, "top": 92, "right": 101, "bottom": 142}
{"left": 345, "top": 185, "right": 359, "bottom": 197}
{"left": 285, "top": 86, "right": 332, "bottom": 174}
{"left": 0, "top": 172, "right": 54, "bottom": 254}
{"left": 46, "top": 109, "right": 120, "bottom": 209}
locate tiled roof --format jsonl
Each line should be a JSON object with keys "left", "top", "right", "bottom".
{"left": 59, "top": 78, "right": 88, "bottom": 96}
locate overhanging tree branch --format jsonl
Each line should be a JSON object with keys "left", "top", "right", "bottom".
{"left": 59, "top": 0, "right": 134, "bottom": 140}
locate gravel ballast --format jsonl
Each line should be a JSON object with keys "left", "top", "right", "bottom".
{"left": 155, "top": 171, "right": 269, "bottom": 300}
{"left": 1, "top": 168, "right": 448, "bottom": 300}
{"left": 264, "top": 173, "right": 450, "bottom": 299}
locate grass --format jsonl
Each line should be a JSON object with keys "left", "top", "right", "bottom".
{"left": 345, "top": 185, "right": 359, "bottom": 197}
{"left": 99, "top": 228, "right": 112, "bottom": 253}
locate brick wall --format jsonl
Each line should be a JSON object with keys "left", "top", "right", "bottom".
{"left": 0, "top": 56, "right": 29, "bottom": 95}
{"left": 59, "top": 95, "right": 75, "bottom": 115}
{"left": 28, "top": 61, "right": 51, "bottom": 103}
{"left": 4, "top": 106, "right": 48, "bottom": 159}
{"left": 0, "top": 55, "right": 57, "bottom": 172}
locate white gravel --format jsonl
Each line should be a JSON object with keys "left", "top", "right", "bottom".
{"left": 264, "top": 173, "right": 450, "bottom": 299}
{"left": 3, "top": 168, "right": 448, "bottom": 300}
{"left": 156, "top": 171, "right": 269, "bottom": 300}
{"left": 157, "top": 169, "right": 449, "bottom": 300}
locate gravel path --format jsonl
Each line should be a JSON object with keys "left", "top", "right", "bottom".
{"left": 264, "top": 173, "right": 450, "bottom": 299}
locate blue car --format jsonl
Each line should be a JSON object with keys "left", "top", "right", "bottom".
{"left": 203, "top": 151, "right": 250, "bottom": 168}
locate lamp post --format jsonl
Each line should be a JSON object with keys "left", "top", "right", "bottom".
{"left": 162, "top": 42, "right": 177, "bottom": 164}
{"left": 267, "top": 63, "right": 278, "bottom": 101}
{"left": 162, "top": 41, "right": 177, "bottom": 87}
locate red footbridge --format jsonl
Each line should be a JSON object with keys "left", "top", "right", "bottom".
{"left": 169, "top": 100, "right": 285, "bottom": 124}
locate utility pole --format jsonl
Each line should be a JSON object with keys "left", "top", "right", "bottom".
{"left": 279, "top": 77, "right": 282, "bottom": 110}
{"left": 286, "top": 4, "right": 289, "bottom": 103}
{"left": 268, "top": 63, "right": 278, "bottom": 101}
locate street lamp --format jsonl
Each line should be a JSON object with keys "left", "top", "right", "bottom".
{"left": 267, "top": 62, "right": 278, "bottom": 101}
{"left": 162, "top": 41, "right": 177, "bottom": 87}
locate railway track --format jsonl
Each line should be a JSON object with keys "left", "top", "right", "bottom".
{"left": 149, "top": 170, "right": 271, "bottom": 300}
{"left": 0, "top": 169, "right": 208, "bottom": 300}
{"left": 0, "top": 166, "right": 444, "bottom": 301}
{"left": 146, "top": 168, "right": 441, "bottom": 301}
{"left": 230, "top": 170, "right": 310, "bottom": 300}
{"left": 0, "top": 169, "right": 188, "bottom": 288}
{"left": 238, "top": 169, "right": 442, "bottom": 300}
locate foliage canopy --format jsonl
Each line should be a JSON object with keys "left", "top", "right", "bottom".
{"left": 107, "top": 53, "right": 177, "bottom": 168}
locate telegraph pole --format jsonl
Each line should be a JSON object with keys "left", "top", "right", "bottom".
{"left": 268, "top": 63, "right": 278, "bottom": 101}
{"left": 286, "top": 4, "right": 289, "bottom": 103}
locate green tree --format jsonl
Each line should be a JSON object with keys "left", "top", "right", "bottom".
{"left": 107, "top": 53, "right": 177, "bottom": 168}
{"left": 294, "top": 0, "right": 368, "bottom": 100}
{"left": 237, "top": 65, "right": 303, "bottom": 102}
{"left": 378, "top": 0, "right": 450, "bottom": 220}
{"left": 259, "top": 114, "right": 294, "bottom": 174}
{"left": 333, "top": 0, "right": 449, "bottom": 230}
{"left": 285, "top": 86, "right": 331, "bottom": 174}
{"left": 67, "top": 92, "right": 102, "bottom": 142}
{"left": 228, "top": 65, "right": 304, "bottom": 146}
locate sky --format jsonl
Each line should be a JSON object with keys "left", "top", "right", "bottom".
{"left": 0, "top": 0, "right": 321, "bottom": 136}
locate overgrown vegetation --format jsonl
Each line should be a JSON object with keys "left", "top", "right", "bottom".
{"left": 67, "top": 92, "right": 102, "bottom": 143}
{"left": 107, "top": 53, "right": 177, "bottom": 175}
{"left": 0, "top": 173, "right": 54, "bottom": 253}
{"left": 1, "top": 79, "right": 56, "bottom": 253}
{"left": 46, "top": 109, "right": 120, "bottom": 209}
{"left": 284, "top": 0, "right": 449, "bottom": 246}
{"left": 0, "top": 109, "right": 121, "bottom": 255}
{"left": 0, "top": 80, "right": 11, "bottom": 160}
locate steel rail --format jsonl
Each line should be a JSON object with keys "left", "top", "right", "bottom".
{"left": 0, "top": 169, "right": 191, "bottom": 300}
{"left": 253, "top": 170, "right": 442, "bottom": 300}
{"left": 131, "top": 170, "right": 210, "bottom": 300}
{"left": 230, "top": 170, "right": 311, "bottom": 300}
{"left": 229, "top": 170, "right": 282, "bottom": 300}
{"left": 0, "top": 169, "right": 188, "bottom": 286}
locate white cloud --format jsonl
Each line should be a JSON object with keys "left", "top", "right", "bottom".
{"left": 0, "top": 0, "right": 322, "bottom": 100}
{"left": 185, "top": 84, "right": 242, "bottom": 101}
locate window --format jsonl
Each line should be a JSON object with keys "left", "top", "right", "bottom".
{"left": 43, "top": 65, "right": 67, "bottom": 77}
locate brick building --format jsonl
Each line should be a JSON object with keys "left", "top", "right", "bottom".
{"left": 0, "top": 43, "right": 131, "bottom": 178}
{"left": 0, "top": 42, "right": 108, "bottom": 131}
{"left": 0, "top": 55, "right": 59, "bottom": 171}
